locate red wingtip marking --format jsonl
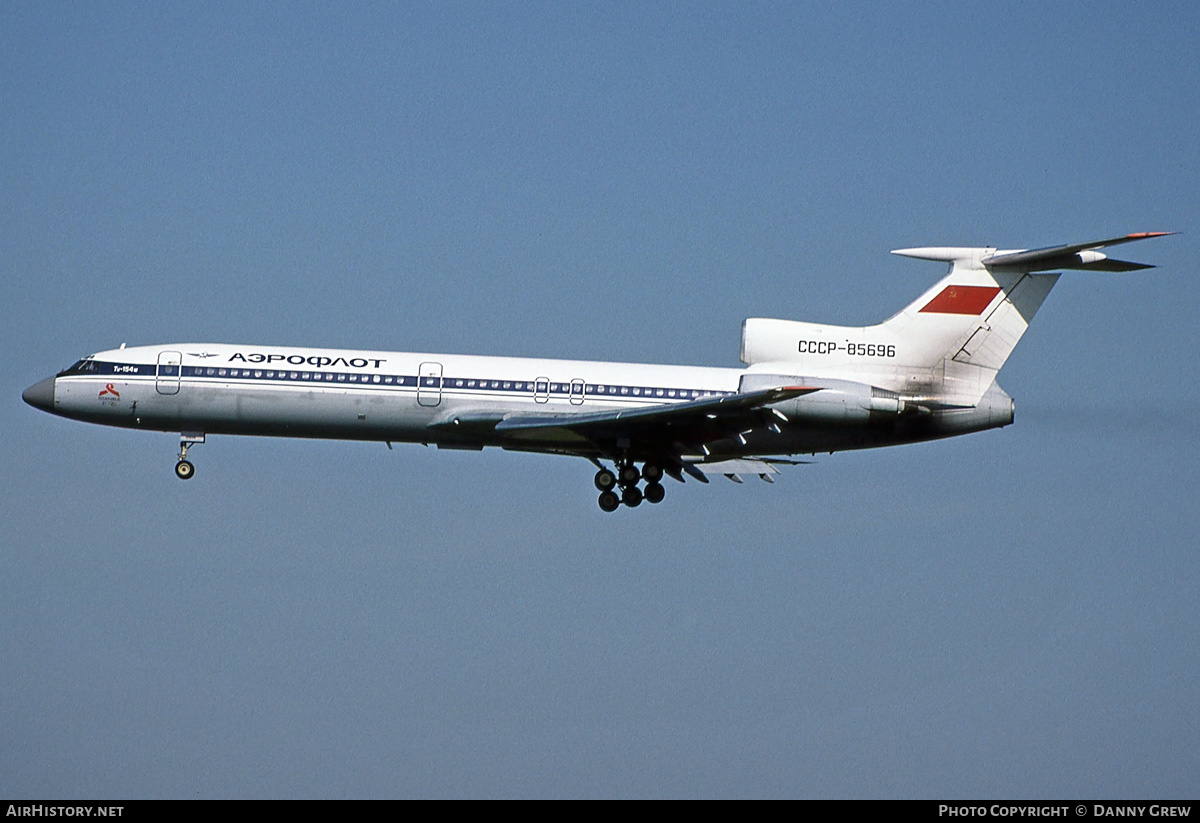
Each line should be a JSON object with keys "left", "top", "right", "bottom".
{"left": 1126, "top": 232, "right": 1171, "bottom": 238}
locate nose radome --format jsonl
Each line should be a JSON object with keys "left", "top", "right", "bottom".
{"left": 22, "top": 377, "right": 56, "bottom": 412}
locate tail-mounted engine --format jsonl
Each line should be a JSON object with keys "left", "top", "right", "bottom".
{"left": 739, "top": 374, "right": 914, "bottom": 424}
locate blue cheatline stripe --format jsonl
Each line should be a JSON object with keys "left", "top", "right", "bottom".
{"left": 63, "top": 359, "right": 735, "bottom": 401}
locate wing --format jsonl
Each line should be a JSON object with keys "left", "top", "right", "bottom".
{"left": 427, "top": 385, "right": 819, "bottom": 478}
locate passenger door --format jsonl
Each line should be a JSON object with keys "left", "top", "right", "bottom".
{"left": 156, "top": 351, "right": 182, "bottom": 395}
{"left": 418, "top": 362, "right": 443, "bottom": 407}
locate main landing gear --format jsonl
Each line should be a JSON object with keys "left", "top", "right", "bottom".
{"left": 595, "top": 461, "right": 666, "bottom": 512}
{"left": 174, "top": 433, "right": 205, "bottom": 480}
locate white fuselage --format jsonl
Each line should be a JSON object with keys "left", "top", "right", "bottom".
{"left": 34, "top": 341, "right": 1009, "bottom": 463}
{"left": 52, "top": 342, "right": 740, "bottom": 441}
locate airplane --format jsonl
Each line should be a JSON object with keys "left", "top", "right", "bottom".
{"left": 23, "top": 232, "right": 1170, "bottom": 512}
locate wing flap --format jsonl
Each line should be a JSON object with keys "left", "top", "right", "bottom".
{"left": 687, "top": 457, "right": 810, "bottom": 482}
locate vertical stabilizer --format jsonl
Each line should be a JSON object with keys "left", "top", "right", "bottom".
{"left": 887, "top": 232, "right": 1169, "bottom": 403}
{"left": 741, "top": 233, "right": 1167, "bottom": 406}
{"left": 882, "top": 251, "right": 1059, "bottom": 403}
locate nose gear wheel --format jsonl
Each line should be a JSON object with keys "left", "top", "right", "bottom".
{"left": 174, "top": 434, "right": 205, "bottom": 480}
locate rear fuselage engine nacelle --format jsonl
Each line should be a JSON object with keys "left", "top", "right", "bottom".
{"left": 740, "top": 374, "right": 909, "bottom": 425}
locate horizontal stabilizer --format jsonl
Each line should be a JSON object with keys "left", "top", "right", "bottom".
{"left": 981, "top": 232, "right": 1173, "bottom": 272}
{"left": 893, "top": 232, "right": 1172, "bottom": 273}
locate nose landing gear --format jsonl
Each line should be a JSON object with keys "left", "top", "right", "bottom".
{"left": 174, "top": 433, "right": 205, "bottom": 480}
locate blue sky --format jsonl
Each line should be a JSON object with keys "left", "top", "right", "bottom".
{"left": 2, "top": 1, "right": 1197, "bottom": 798}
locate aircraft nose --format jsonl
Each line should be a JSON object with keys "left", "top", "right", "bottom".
{"left": 22, "top": 376, "right": 56, "bottom": 412}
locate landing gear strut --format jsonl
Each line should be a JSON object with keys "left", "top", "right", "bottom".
{"left": 175, "top": 433, "right": 204, "bottom": 480}
{"left": 595, "top": 460, "right": 666, "bottom": 511}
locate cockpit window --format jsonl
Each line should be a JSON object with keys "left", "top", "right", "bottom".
{"left": 59, "top": 358, "right": 98, "bottom": 376}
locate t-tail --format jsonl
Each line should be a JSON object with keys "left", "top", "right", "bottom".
{"left": 740, "top": 232, "right": 1171, "bottom": 414}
